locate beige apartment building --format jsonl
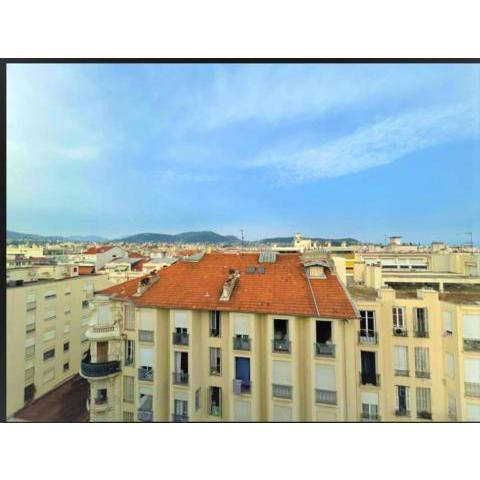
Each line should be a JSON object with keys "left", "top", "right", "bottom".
{"left": 80, "top": 250, "right": 480, "bottom": 422}
{"left": 6, "top": 264, "right": 111, "bottom": 418}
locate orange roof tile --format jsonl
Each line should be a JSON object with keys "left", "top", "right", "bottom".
{"left": 99, "top": 253, "right": 356, "bottom": 319}
{"left": 84, "top": 246, "right": 114, "bottom": 254}
{"left": 78, "top": 265, "right": 95, "bottom": 275}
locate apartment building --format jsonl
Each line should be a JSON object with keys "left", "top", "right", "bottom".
{"left": 6, "top": 264, "right": 112, "bottom": 418}
{"left": 80, "top": 252, "right": 359, "bottom": 422}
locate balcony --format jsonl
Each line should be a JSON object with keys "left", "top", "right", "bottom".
{"left": 360, "top": 372, "right": 380, "bottom": 386}
{"left": 361, "top": 412, "right": 381, "bottom": 422}
{"left": 172, "top": 332, "right": 189, "bottom": 346}
{"left": 414, "top": 330, "right": 429, "bottom": 338}
{"left": 315, "top": 388, "right": 337, "bottom": 405}
{"left": 393, "top": 327, "right": 408, "bottom": 337}
{"left": 394, "top": 369, "right": 410, "bottom": 377}
{"left": 233, "top": 379, "right": 252, "bottom": 395}
{"left": 137, "top": 410, "right": 153, "bottom": 422}
{"left": 139, "top": 330, "right": 154, "bottom": 343}
{"left": 465, "top": 382, "right": 480, "bottom": 398}
{"left": 172, "top": 372, "right": 189, "bottom": 385}
{"left": 314, "top": 342, "right": 336, "bottom": 357}
{"left": 172, "top": 414, "right": 189, "bottom": 422}
{"left": 233, "top": 336, "right": 251, "bottom": 351}
{"left": 358, "top": 330, "right": 378, "bottom": 345}
{"left": 395, "top": 409, "right": 411, "bottom": 417}
{"left": 417, "top": 411, "right": 432, "bottom": 420}
{"left": 272, "top": 338, "right": 291, "bottom": 353}
{"left": 272, "top": 384, "right": 292, "bottom": 400}
{"left": 464, "top": 339, "right": 480, "bottom": 352}
{"left": 138, "top": 366, "right": 153, "bottom": 382}
{"left": 81, "top": 359, "right": 120, "bottom": 378}
{"left": 415, "top": 371, "right": 431, "bottom": 379}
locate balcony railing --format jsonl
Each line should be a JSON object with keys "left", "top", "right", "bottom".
{"left": 415, "top": 370, "right": 430, "bottom": 379}
{"left": 464, "top": 338, "right": 480, "bottom": 352}
{"left": 233, "top": 379, "right": 252, "bottom": 395}
{"left": 81, "top": 359, "right": 120, "bottom": 378}
{"left": 393, "top": 327, "right": 408, "bottom": 337}
{"left": 94, "top": 397, "right": 108, "bottom": 405}
{"left": 465, "top": 382, "right": 480, "bottom": 398}
{"left": 209, "top": 405, "right": 222, "bottom": 417}
{"left": 272, "top": 384, "right": 293, "bottom": 400}
{"left": 172, "top": 372, "right": 189, "bottom": 385}
{"left": 395, "top": 409, "right": 411, "bottom": 417}
{"left": 138, "top": 366, "right": 153, "bottom": 382}
{"left": 394, "top": 369, "right": 410, "bottom": 377}
{"left": 272, "top": 338, "right": 291, "bottom": 353}
{"left": 315, "top": 388, "right": 337, "bottom": 405}
{"left": 417, "top": 411, "right": 432, "bottom": 420}
{"left": 233, "top": 336, "right": 251, "bottom": 351}
{"left": 358, "top": 330, "right": 378, "bottom": 345}
{"left": 414, "top": 330, "right": 429, "bottom": 338}
{"left": 172, "top": 414, "right": 189, "bottom": 422}
{"left": 361, "top": 412, "right": 381, "bottom": 422}
{"left": 26, "top": 324, "right": 36, "bottom": 334}
{"left": 360, "top": 372, "right": 380, "bottom": 386}
{"left": 138, "top": 410, "right": 153, "bottom": 422}
{"left": 172, "top": 332, "right": 189, "bottom": 346}
{"left": 139, "top": 330, "right": 154, "bottom": 342}
{"left": 314, "top": 342, "right": 336, "bottom": 357}
{"left": 210, "top": 366, "right": 221, "bottom": 376}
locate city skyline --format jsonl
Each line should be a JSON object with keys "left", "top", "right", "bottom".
{"left": 7, "top": 63, "right": 480, "bottom": 243}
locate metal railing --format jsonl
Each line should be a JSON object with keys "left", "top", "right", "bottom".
{"left": 138, "top": 366, "right": 154, "bottom": 382}
{"left": 465, "top": 382, "right": 480, "bottom": 398}
{"left": 172, "top": 372, "right": 189, "bottom": 385}
{"left": 232, "top": 379, "right": 252, "bottom": 395}
{"left": 358, "top": 330, "right": 378, "bottom": 345}
{"left": 172, "top": 332, "right": 189, "bottom": 346}
{"left": 210, "top": 365, "right": 221, "bottom": 376}
{"left": 272, "top": 384, "right": 292, "bottom": 399}
{"left": 417, "top": 411, "right": 432, "bottom": 420}
{"left": 315, "top": 389, "right": 337, "bottom": 405}
{"left": 393, "top": 327, "right": 408, "bottom": 337}
{"left": 139, "top": 330, "right": 154, "bottom": 342}
{"left": 272, "top": 338, "right": 291, "bottom": 353}
{"left": 415, "top": 370, "right": 431, "bottom": 379}
{"left": 94, "top": 397, "right": 108, "bottom": 405}
{"left": 172, "top": 414, "right": 189, "bottom": 422}
{"left": 209, "top": 405, "right": 222, "bottom": 417}
{"left": 394, "top": 369, "right": 410, "bottom": 377}
{"left": 81, "top": 360, "right": 120, "bottom": 378}
{"left": 464, "top": 338, "right": 480, "bottom": 352}
{"left": 138, "top": 410, "right": 153, "bottom": 422}
{"left": 314, "top": 342, "right": 335, "bottom": 357}
{"left": 360, "top": 372, "right": 380, "bottom": 386}
{"left": 414, "top": 330, "right": 429, "bottom": 338}
{"left": 233, "top": 336, "right": 251, "bottom": 351}
{"left": 361, "top": 412, "right": 381, "bottom": 422}
{"left": 395, "top": 409, "right": 410, "bottom": 417}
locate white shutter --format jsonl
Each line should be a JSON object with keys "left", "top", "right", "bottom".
{"left": 65, "top": 286, "right": 71, "bottom": 295}
{"left": 464, "top": 359, "right": 480, "bottom": 383}
{"left": 97, "top": 305, "right": 110, "bottom": 326}
{"left": 467, "top": 404, "right": 480, "bottom": 421}
{"left": 27, "top": 292, "right": 36, "bottom": 302}
{"left": 361, "top": 392, "right": 379, "bottom": 405}
{"left": 315, "top": 364, "right": 336, "bottom": 390}
{"left": 43, "top": 368, "right": 55, "bottom": 383}
{"left": 26, "top": 311, "right": 36, "bottom": 325}
{"left": 446, "top": 353, "right": 455, "bottom": 378}
{"left": 234, "top": 400, "right": 251, "bottom": 421}
{"left": 140, "top": 348, "right": 153, "bottom": 367}
{"left": 44, "top": 309, "right": 56, "bottom": 320}
{"left": 394, "top": 346, "right": 408, "bottom": 370}
{"left": 64, "top": 323, "right": 71, "bottom": 334}
{"left": 464, "top": 314, "right": 480, "bottom": 339}
{"left": 45, "top": 289, "right": 56, "bottom": 297}
{"left": 43, "top": 329, "right": 56, "bottom": 342}
{"left": 233, "top": 315, "right": 251, "bottom": 335}
{"left": 174, "top": 311, "right": 188, "bottom": 329}
{"left": 140, "top": 309, "right": 155, "bottom": 330}
{"left": 25, "top": 359, "right": 35, "bottom": 370}
{"left": 174, "top": 391, "right": 189, "bottom": 402}
{"left": 443, "top": 311, "right": 453, "bottom": 333}
{"left": 139, "top": 386, "right": 153, "bottom": 397}
{"left": 272, "top": 361, "right": 292, "bottom": 385}
{"left": 405, "top": 387, "right": 410, "bottom": 410}
{"left": 25, "top": 337, "right": 35, "bottom": 347}
{"left": 273, "top": 405, "right": 292, "bottom": 421}
{"left": 415, "top": 347, "right": 429, "bottom": 372}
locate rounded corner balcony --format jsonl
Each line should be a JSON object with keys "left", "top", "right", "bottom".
{"left": 80, "top": 359, "right": 121, "bottom": 379}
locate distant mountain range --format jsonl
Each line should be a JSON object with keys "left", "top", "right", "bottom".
{"left": 7, "top": 229, "right": 359, "bottom": 246}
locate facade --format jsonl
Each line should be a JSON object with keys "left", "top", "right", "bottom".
{"left": 6, "top": 265, "right": 112, "bottom": 418}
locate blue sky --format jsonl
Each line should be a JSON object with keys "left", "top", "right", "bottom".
{"left": 7, "top": 63, "right": 480, "bottom": 243}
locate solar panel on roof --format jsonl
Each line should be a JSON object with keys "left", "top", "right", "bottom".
{"left": 259, "top": 251, "right": 277, "bottom": 263}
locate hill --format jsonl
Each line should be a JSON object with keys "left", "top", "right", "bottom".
{"left": 115, "top": 231, "right": 241, "bottom": 244}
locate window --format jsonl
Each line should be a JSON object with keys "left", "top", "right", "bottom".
{"left": 25, "top": 345, "right": 35, "bottom": 360}
{"left": 65, "top": 287, "right": 71, "bottom": 296}
{"left": 393, "top": 307, "right": 406, "bottom": 334}
{"left": 395, "top": 385, "right": 410, "bottom": 415}
{"left": 125, "top": 340, "right": 135, "bottom": 366}
{"left": 43, "top": 368, "right": 55, "bottom": 384}
{"left": 416, "top": 387, "right": 432, "bottom": 419}
{"left": 25, "top": 366, "right": 35, "bottom": 383}
{"left": 315, "top": 364, "right": 336, "bottom": 405}
{"left": 125, "top": 305, "right": 135, "bottom": 330}
{"left": 443, "top": 311, "right": 453, "bottom": 335}
{"left": 44, "top": 290, "right": 56, "bottom": 300}
{"left": 63, "top": 342, "right": 70, "bottom": 352}
{"left": 210, "top": 311, "right": 221, "bottom": 337}
{"left": 123, "top": 411, "right": 134, "bottom": 422}
{"left": 44, "top": 309, "right": 56, "bottom": 321}
{"left": 359, "top": 310, "right": 377, "bottom": 343}
{"left": 446, "top": 353, "right": 454, "bottom": 379}
{"left": 210, "top": 347, "right": 221, "bottom": 375}
{"left": 273, "top": 319, "right": 290, "bottom": 352}
{"left": 64, "top": 323, "right": 71, "bottom": 334}
{"left": 64, "top": 305, "right": 71, "bottom": 315}
{"left": 394, "top": 346, "right": 409, "bottom": 376}
{"left": 95, "top": 388, "right": 108, "bottom": 405}
{"left": 26, "top": 293, "right": 36, "bottom": 311}
{"left": 414, "top": 308, "right": 429, "bottom": 337}
{"left": 195, "top": 388, "right": 201, "bottom": 411}
{"left": 123, "top": 376, "right": 134, "bottom": 403}
{"left": 208, "top": 386, "right": 222, "bottom": 417}
{"left": 361, "top": 392, "right": 379, "bottom": 421}
{"left": 467, "top": 404, "right": 480, "bottom": 421}
{"left": 63, "top": 362, "right": 69, "bottom": 372}
{"left": 82, "top": 300, "right": 89, "bottom": 309}
{"left": 415, "top": 347, "right": 430, "bottom": 377}
{"left": 173, "top": 399, "right": 188, "bottom": 421}
{"left": 24, "top": 384, "right": 35, "bottom": 403}
{"left": 448, "top": 394, "right": 456, "bottom": 420}
{"left": 43, "top": 348, "right": 55, "bottom": 361}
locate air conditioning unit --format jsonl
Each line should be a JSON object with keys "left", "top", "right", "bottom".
{"left": 395, "top": 328, "right": 403, "bottom": 335}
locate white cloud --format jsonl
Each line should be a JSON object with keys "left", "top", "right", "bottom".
{"left": 248, "top": 103, "right": 480, "bottom": 183}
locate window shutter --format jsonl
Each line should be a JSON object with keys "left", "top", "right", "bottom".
{"left": 315, "top": 364, "right": 336, "bottom": 390}
{"left": 361, "top": 391, "right": 379, "bottom": 405}
{"left": 394, "top": 346, "right": 408, "bottom": 370}
{"left": 140, "top": 309, "right": 155, "bottom": 330}
{"left": 27, "top": 292, "right": 36, "bottom": 303}
{"left": 174, "top": 311, "right": 188, "bottom": 329}
{"left": 234, "top": 400, "right": 251, "bottom": 421}
{"left": 446, "top": 353, "right": 455, "bottom": 378}
{"left": 415, "top": 347, "right": 429, "bottom": 372}
{"left": 272, "top": 361, "right": 292, "bottom": 385}
{"left": 97, "top": 305, "right": 109, "bottom": 326}
{"left": 464, "top": 359, "right": 480, "bottom": 383}
{"left": 443, "top": 311, "right": 453, "bottom": 333}
{"left": 233, "top": 315, "right": 251, "bottom": 335}
{"left": 467, "top": 404, "right": 480, "bottom": 421}
{"left": 464, "top": 314, "right": 480, "bottom": 339}
{"left": 139, "top": 348, "right": 153, "bottom": 367}
{"left": 43, "top": 329, "right": 56, "bottom": 342}
{"left": 273, "top": 405, "right": 292, "bottom": 421}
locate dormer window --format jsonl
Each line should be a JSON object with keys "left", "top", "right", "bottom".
{"left": 308, "top": 265, "right": 326, "bottom": 278}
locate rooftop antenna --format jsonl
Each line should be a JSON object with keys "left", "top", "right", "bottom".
{"left": 240, "top": 229, "right": 244, "bottom": 255}
{"left": 458, "top": 232, "right": 474, "bottom": 253}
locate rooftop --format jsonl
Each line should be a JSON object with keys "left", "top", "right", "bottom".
{"left": 83, "top": 245, "right": 114, "bottom": 254}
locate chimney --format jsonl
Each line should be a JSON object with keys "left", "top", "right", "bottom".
{"left": 219, "top": 270, "right": 240, "bottom": 302}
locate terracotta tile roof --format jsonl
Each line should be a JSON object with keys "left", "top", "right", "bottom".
{"left": 83, "top": 246, "right": 114, "bottom": 254}
{"left": 132, "top": 257, "right": 150, "bottom": 271}
{"left": 78, "top": 265, "right": 95, "bottom": 275}
{"left": 127, "top": 252, "right": 144, "bottom": 258}
{"left": 99, "top": 253, "right": 356, "bottom": 319}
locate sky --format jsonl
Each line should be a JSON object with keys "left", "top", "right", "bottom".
{"left": 6, "top": 63, "right": 480, "bottom": 244}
